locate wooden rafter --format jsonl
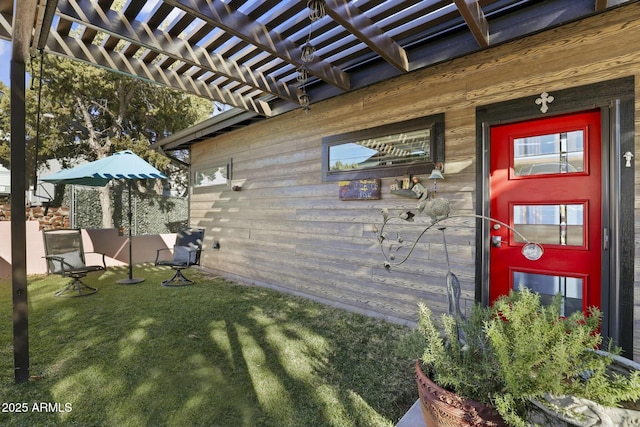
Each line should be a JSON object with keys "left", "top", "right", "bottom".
{"left": 11, "top": 0, "right": 38, "bottom": 62}
{"left": 30, "top": 0, "right": 58, "bottom": 53}
{"left": 0, "top": 10, "right": 13, "bottom": 41}
{"left": 454, "top": 0, "right": 489, "bottom": 48}
{"left": 325, "top": 0, "right": 409, "bottom": 72}
{"left": 57, "top": 0, "right": 297, "bottom": 106}
{"left": 3, "top": 0, "right": 632, "bottom": 122}
{"left": 46, "top": 32, "right": 273, "bottom": 116}
{"left": 163, "top": 0, "right": 351, "bottom": 92}
{"left": 79, "top": 0, "right": 113, "bottom": 45}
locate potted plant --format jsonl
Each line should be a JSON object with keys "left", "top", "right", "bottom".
{"left": 374, "top": 193, "right": 640, "bottom": 426}
{"left": 416, "top": 288, "right": 640, "bottom": 426}
{"left": 415, "top": 298, "right": 507, "bottom": 427}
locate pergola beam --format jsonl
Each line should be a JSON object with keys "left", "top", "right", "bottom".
{"left": 163, "top": 0, "right": 350, "bottom": 92}
{"left": 324, "top": 0, "right": 409, "bottom": 72}
{"left": 454, "top": 0, "right": 490, "bottom": 48}
{"left": 46, "top": 32, "right": 275, "bottom": 116}
{"left": 57, "top": 0, "right": 298, "bottom": 104}
{"left": 31, "top": 0, "right": 58, "bottom": 52}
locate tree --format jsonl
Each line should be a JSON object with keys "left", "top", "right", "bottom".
{"left": 0, "top": 81, "right": 10, "bottom": 166}
{"left": 0, "top": 54, "right": 212, "bottom": 228}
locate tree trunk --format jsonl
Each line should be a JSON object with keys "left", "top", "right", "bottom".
{"left": 99, "top": 186, "right": 113, "bottom": 229}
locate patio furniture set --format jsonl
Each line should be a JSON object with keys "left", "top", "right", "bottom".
{"left": 42, "top": 227, "right": 205, "bottom": 297}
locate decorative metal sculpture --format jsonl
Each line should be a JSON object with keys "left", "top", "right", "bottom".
{"left": 439, "top": 227, "right": 464, "bottom": 320}
{"left": 374, "top": 185, "right": 543, "bottom": 317}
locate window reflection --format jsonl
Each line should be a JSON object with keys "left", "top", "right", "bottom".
{"left": 513, "top": 204, "right": 584, "bottom": 246}
{"left": 514, "top": 272, "right": 583, "bottom": 316}
{"left": 329, "top": 128, "right": 431, "bottom": 171}
{"left": 513, "top": 130, "right": 584, "bottom": 176}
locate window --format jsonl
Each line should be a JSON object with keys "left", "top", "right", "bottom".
{"left": 193, "top": 159, "right": 232, "bottom": 188}
{"left": 322, "top": 115, "right": 444, "bottom": 182}
{"left": 513, "top": 272, "right": 584, "bottom": 316}
{"left": 513, "top": 203, "right": 585, "bottom": 246}
{"left": 513, "top": 130, "right": 585, "bottom": 177}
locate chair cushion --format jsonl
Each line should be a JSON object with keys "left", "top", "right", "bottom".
{"left": 51, "top": 251, "right": 85, "bottom": 273}
{"left": 173, "top": 245, "right": 197, "bottom": 265}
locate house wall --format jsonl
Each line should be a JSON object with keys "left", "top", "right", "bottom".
{"left": 190, "top": 4, "right": 640, "bottom": 359}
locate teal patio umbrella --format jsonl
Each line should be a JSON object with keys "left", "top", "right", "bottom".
{"left": 42, "top": 150, "right": 168, "bottom": 284}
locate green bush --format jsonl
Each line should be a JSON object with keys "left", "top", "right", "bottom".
{"left": 418, "top": 302, "right": 503, "bottom": 406}
{"left": 62, "top": 186, "right": 187, "bottom": 234}
{"left": 418, "top": 288, "right": 640, "bottom": 427}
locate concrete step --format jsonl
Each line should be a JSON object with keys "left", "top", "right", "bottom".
{"left": 396, "top": 399, "right": 426, "bottom": 427}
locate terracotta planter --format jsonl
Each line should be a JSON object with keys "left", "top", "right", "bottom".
{"left": 415, "top": 360, "right": 507, "bottom": 427}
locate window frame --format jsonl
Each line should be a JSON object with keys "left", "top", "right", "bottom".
{"left": 321, "top": 114, "right": 445, "bottom": 182}
{"left": 192, "top": 158, "right": 232, "bottom": 189}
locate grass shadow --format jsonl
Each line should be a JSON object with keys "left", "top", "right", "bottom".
{"left": 0, "top": 266, "right": 419, "bottom": 426}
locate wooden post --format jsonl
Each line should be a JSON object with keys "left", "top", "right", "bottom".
{"left": 11, "top": 56, "right": 30, "bottom": 383}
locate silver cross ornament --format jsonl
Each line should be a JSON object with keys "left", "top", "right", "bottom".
{"left": 535, "top": 92, "right": 554, "bottom": 113}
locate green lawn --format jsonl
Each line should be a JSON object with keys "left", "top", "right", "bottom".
{"left": 0, "top": 266, "right": 420, "bottom": 427}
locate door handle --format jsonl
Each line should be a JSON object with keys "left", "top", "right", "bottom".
{"left": 491, "top": 235, "right": 502, "bottom": 247}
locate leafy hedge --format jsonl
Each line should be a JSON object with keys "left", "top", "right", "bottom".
{"left": 63, "top": 186, "right": 187, "bottom": 235}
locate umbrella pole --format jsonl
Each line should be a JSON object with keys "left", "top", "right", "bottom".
{"left": 117, "top": 180, "right": 144, "bottom": 284}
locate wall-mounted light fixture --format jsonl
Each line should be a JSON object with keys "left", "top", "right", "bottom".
{"left": 427, "top": 162, "right": 444, "bottom": 196}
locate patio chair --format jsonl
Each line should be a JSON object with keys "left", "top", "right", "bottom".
{"left": 42, "top": 229, "right": 107, "bottom": 297}
{"left": 155, "top": 228, "right": 205, "bottom": 287}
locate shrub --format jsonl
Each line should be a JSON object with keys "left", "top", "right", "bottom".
{"left": 418, "top": 288, "right": 640, "bottom": 427}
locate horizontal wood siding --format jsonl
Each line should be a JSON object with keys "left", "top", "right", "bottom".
{"left": 190, "top": 3, "right": 640, "bottom": 358}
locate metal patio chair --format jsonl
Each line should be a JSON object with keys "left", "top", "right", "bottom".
{"left": 42, "top": 229, "right": 107, "bottom": 297}
{"left": 155, "top": 228, "right": 205, "bottom": 287}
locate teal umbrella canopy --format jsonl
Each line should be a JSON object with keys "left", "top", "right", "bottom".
{"left": 41, "top": 150, "right": 167, "bottom": 186}
{"left": 41, "top": 150, "right": 168, "bottom": 285}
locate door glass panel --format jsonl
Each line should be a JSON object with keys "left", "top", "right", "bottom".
{"left": 513, "top": 272, "right": 583, "bottom": 316}
{"left": 513, "top": 204, "right": 584, "bottom": 246}
{"left": 513, "top": 130, "right": 584, "bottom": 176}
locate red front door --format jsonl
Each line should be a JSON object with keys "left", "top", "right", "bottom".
{"left": 489, "top": 110, "right": 602, "bottom": 315}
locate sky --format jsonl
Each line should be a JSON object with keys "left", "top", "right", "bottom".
{"left": 0, "top": 39, "right": 10, "bottom": 86}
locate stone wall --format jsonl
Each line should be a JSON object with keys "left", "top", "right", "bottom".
{"left": 0, "top": 204, "right": 70, "bottom": 230}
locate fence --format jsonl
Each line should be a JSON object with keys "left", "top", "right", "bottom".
{"left": 67, "top": 185, "right": 188, "bottom": 235}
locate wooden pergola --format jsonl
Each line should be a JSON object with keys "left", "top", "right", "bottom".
{"left": 3, "top": 0, "right": 631, "bottom": 383}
